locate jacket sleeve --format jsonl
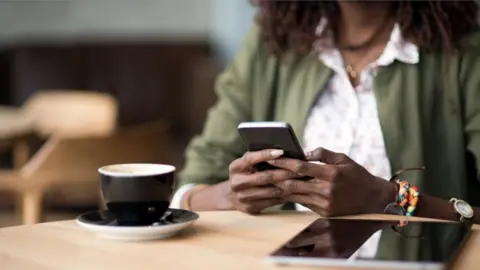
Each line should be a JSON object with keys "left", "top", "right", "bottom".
{"left": 176, "top": 25, "right": 263, "bottom": 188}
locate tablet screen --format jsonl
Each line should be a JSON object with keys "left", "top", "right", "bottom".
{"left": 269, "top": 219, "right": 472, "bottom": 269}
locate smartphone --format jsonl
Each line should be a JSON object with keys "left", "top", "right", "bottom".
{"left": 237, "top": 121, "right": 308, "bottom": 175}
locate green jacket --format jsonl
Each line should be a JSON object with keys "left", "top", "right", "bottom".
{"left": 178, "top": 25, "right": 480, "bottom": 260}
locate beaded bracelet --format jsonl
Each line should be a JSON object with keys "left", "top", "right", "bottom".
{"left": 384, "top": 167, "right": 424, "bottom": 227}
{"left": 396, "top": 180, "right": 420, "bottom": 227}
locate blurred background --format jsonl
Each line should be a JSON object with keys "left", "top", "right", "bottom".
{"left": 0, "top": 0, "right": 255, "bottom": 227}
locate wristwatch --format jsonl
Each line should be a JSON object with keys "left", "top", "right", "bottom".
{"left": 450, "top": 198, "right": 474, "bottom": 223}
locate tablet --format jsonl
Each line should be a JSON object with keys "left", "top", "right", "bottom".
{"left": 268, "top": 219, "right": 472, "bottom": 270}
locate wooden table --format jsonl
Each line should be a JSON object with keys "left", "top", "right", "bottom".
{"left": 0, "top": 211, "right": 478, "bottom": 270}
{"left": 0, "top": 106, "right": 34, "bottom": 168}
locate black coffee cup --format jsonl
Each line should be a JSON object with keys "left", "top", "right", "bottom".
{"left": 98, "top": 163, "right": 175, "bottom": 226}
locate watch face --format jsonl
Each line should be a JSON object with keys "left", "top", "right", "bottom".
{"left": 455, "top": 200, "right": 474, "bottom": 218}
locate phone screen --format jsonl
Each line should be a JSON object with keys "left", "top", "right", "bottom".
{"left": 238, "top": 122, "right": 308, "bottom": 175}
{"left": 238, "top": 122, "right": 306, "bottom": 159}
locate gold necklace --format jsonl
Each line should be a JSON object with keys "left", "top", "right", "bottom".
{"left": 345, "top": 64, "right": 358, "bottom": 82}
{"left": 344, "top": 48, "right": 376, "bottom": 83}
{"left": 341, "top": 21, "right": 393, "bottom": 84}
{"left": 343, "top": 44, "right": 379, "bottom": 83}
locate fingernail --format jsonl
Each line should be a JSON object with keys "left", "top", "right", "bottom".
{"left": 270, "top": 149, "right": 284, "bottom": 158}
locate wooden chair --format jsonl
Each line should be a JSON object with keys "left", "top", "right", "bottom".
{"left": 0, "top": 121, "right": 172, "bottom": 225}
{"left": 22, "top": 90, "right": 118, "bottom": 139}
{"left": 0, "top": 90, "right": 119, "bottom": 207}
{"left": 0, "top": 90, "right": 118, "bottom": 173}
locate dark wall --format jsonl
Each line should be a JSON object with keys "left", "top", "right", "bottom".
{"left": 0, "top": 41, "right": 219, "bottom": 139}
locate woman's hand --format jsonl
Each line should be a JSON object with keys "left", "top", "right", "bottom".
{"left": 226, "top": 149, "right": 298, "bottom": 214}
{"left": 268, "top": 147, "right": 397, "bottom": 217}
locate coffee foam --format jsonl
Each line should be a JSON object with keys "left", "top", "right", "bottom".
{"left": 99, "top": 163, "right": 175, "bottom": 177}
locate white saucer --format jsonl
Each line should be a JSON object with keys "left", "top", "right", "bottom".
{"left": 76, "top": 209, "right": 199, "bottom": 241}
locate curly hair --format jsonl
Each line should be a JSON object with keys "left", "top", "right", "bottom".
{"left": 252, "top": 0, "right": 479, "bottom": 54}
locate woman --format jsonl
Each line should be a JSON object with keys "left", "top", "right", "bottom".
{"left": 171, "top": 0, "right": 480, "bottom": 259}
